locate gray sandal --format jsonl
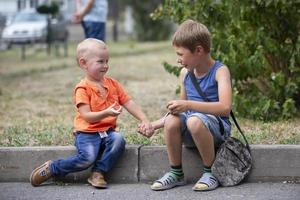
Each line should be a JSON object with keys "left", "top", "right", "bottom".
{"left": 193, "top": 173, "right": 219, "bottom": 191}
{"left": 151, "top": 172, "right": 185, "bottom": 191}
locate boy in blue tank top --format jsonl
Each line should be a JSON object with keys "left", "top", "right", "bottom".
{"left": 140, "top": 19, "right": 232, "bottom": 191}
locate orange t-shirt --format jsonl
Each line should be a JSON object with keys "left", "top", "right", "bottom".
{"left": 73, "top": 77, "right": 131, "bottom": 132}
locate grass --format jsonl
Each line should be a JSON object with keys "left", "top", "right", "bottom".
{"left": 0, "top": 41, "right": 299, "bottom": 147}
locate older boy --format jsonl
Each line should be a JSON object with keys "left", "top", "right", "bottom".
{"left": 144, "top": 20, "right": 232, "bottom": 191}
{"left": 30, "top": 38, "right": 153, "bottom": 188}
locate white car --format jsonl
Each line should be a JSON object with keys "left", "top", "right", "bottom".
{"left": 1, "top": 10, "right": 68, "bottom": 47}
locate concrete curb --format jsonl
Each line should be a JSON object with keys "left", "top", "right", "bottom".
{"left": 0, "top": 145, "right": 299, "bottom": 183}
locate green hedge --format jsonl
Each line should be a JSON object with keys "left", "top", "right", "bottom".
{"left": 155, "top": 0, "right": 300, "bottom": 121}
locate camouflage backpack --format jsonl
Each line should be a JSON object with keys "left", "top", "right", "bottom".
{"left": 189, "top": 71, "right": 253, "bottom": 186}
{"left": 212, "top": 136, "right": 252, "bottom": 186}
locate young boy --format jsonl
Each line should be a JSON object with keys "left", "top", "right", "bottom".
{"left": 30, "top": 38, "right": 153, "bottom": 188}
{"left": 142, "top": 19, "right": 232, "bottom": 191}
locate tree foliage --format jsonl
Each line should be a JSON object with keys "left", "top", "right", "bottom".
{"left": 36, "top": 1, "right": 59, "bottom": 16}
{"left": 154, "top": 0, "right": 300, "bottom": 121}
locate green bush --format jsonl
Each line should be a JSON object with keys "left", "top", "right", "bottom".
{"left": 36, "top": 1, "right": 59, "bottom": 16}
{"left": 154, "top": 0, "right": 300, "bottom": 121}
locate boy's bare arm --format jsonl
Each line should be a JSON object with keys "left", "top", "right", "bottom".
{"left": 123, "top": 100, "right": 154, "bottom": 137}
{"left": 78, "top": 102, "right": 121, "bottom": 123}
{"left": 122, "top": 100, "right": 149, "bottom": 122}
{"left": 179, "top": 67, "right": 188, "bottom": 100}
{"left": 216, "top": 66, "right": 232, "bottom": 115}
{"left": 151, "top": 111, "right": 170, "bottom": 130}
{"left": 151, "top": 118, "right": 164, "bottom": 130}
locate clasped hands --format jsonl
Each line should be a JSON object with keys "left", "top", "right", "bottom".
{"left": 138, "top": 100, "right": 188, "bottom": 138}
{"left": 137, "top": 121, "right": 154, "bottom": 138}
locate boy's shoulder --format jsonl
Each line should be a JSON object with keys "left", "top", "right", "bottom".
{"left": 74, "top": 78, "right": 88, "bottom": 89}
{"left": 103, "top": 76, "right": 123, "bottom": 87}
{"left": 104, "top": 76, "right": 117, "bottom": 83}
{"left": 180, "top": 67, "right": 188, "bottom": 76}
{"left": 179, "top": 67, "right": 188, "bottom": 81}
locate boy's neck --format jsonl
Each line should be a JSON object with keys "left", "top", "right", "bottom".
{"left": 86, "top": 76, "right": 104, "bottom": 84}
{"left": 194, "top": 56, "right": 215, "bottom": 77}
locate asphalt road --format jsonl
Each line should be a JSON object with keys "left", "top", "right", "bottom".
{"left": 0, "top": 182, "right": 299, "bottom": 200}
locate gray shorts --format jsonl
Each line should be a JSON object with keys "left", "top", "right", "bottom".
{"left": 180, "top": 112, "right": 231, "bottom": 148}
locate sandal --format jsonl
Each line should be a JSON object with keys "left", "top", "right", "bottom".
{"left": 193, "top": 173, "right": 219, "bottom": 191}
{"left": 151, "top": 172, "right": 186, "bottom": 191}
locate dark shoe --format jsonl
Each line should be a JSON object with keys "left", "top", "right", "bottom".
{"left": 30, "top": 160, "right": 53, "bottom": 186}
{"left": 88, "top": 172, "right": 107, "bottom": 189}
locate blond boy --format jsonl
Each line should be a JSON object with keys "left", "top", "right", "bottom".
{"left": 30, "top": 38, "right": 153, "bottom": 188}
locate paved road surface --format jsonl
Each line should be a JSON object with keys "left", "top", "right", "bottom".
{"left": 0, "top": 182, "right": 299, "bottom": 200}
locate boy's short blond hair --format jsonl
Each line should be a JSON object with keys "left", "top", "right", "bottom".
{"left": 172, "top": 19, "right": 211, "bottom": 53}
{"left": 76, "top": 38, "right": 107, "bottom": 60}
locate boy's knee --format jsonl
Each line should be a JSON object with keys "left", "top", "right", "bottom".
{"left": 164, "top": 115, "right": 181, "bottom": 131}
{"left": 76, "top": 147, "right": 98, "bottom": 168}
{"left": 186, "top": 116, "right": 206, "bottom": 133}
{"left": 76, "top": 154, "right": 96, "bottom": 169}
{"left": 111, "top": 133, "right": 126, "bottom": 150}
{"left": 118, "top": 135, "right": 126, "bottom": 149}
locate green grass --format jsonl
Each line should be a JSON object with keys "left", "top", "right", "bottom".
{"left": 0, "top": 41, "right": 299, "bottom": 146}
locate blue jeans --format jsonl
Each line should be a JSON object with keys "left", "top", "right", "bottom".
{"left": 50, "top": 129, "right": 125, "bottom": 177}
{"left": 82, "top": 21, "right": 106, "bottom": 41}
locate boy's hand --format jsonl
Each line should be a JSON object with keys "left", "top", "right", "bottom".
{"left": 138, "top": 121, "right": 154, "bottom": 138}
{"left": 167, "top": 100, "right": 188, "bottom": 114}
{"left": 106, "top": 102, "right": 122, "bottom": 117}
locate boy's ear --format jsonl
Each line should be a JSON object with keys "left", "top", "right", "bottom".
{"left": 194, "top": 45, "right": 204, "bottom": 55}
{"left": 78, "top": 57, "right": 87, "bottom": 68}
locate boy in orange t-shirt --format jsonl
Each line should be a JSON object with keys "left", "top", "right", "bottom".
{"left": 30, "top": 38, "right": 153, "bottom": 188}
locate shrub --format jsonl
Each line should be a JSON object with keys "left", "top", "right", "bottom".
{"left": 154, "top": 0, "right": 300, "bottom": 121}
{"left": 36, "top": 1, "right": 59, "bottom": 16}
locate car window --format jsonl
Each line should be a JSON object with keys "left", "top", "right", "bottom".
{"left": 13, "top": 13, "right": 46, "bottom": 23}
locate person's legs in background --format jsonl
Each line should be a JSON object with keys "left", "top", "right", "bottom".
{"left": 82, "top": 21, "right": 106, "bottom": 41}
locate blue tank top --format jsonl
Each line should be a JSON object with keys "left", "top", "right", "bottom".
{"left": 184, "top": 60, "right": 230, "bottom": 124}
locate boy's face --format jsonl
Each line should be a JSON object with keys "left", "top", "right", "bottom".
{"left": 84, "top": 47, "right": 109, "bottom": 81}
{"left": 174, "top": 45, "right": 201, "bottom": 70}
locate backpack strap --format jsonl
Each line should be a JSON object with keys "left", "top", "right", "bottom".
{"left": 188, "top": 71, "right": 251, "bottom": 153}
{"left": 189, "top": 71, "right": 225, "bottom": 136}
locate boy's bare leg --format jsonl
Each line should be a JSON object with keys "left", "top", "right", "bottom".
{"left": 164, "top": 114, "right": 182, "bottom": 166}
{"left": 187, "top": 117, "right": 220, "bottom": 191}
{"left": 186, "top": 117, "right": 215, "bottom": 166}
{"left": 150, "top": 114, "right": 185, "bottom": 191}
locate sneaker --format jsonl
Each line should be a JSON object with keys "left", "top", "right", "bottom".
{"left": 88, "top": 172, "right": 107, "bottom": 189}
{"left": 192, "top": 173, "right": 219, "bottom": 191}
{"left": 30, "top": 160, "right": 53, "bottom": 186}
{"left": 151, "top": 172, "right": 186, "bottom": 191}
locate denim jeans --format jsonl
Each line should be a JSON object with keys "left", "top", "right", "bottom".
{"left": 180, "top": 112, "right": 231, "bottom": 148}
{"left": 50, "top": 129, "right": 125, "bottom": 177}
{"left": 82, "top": 21, "right": 106, "bottom": 41}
